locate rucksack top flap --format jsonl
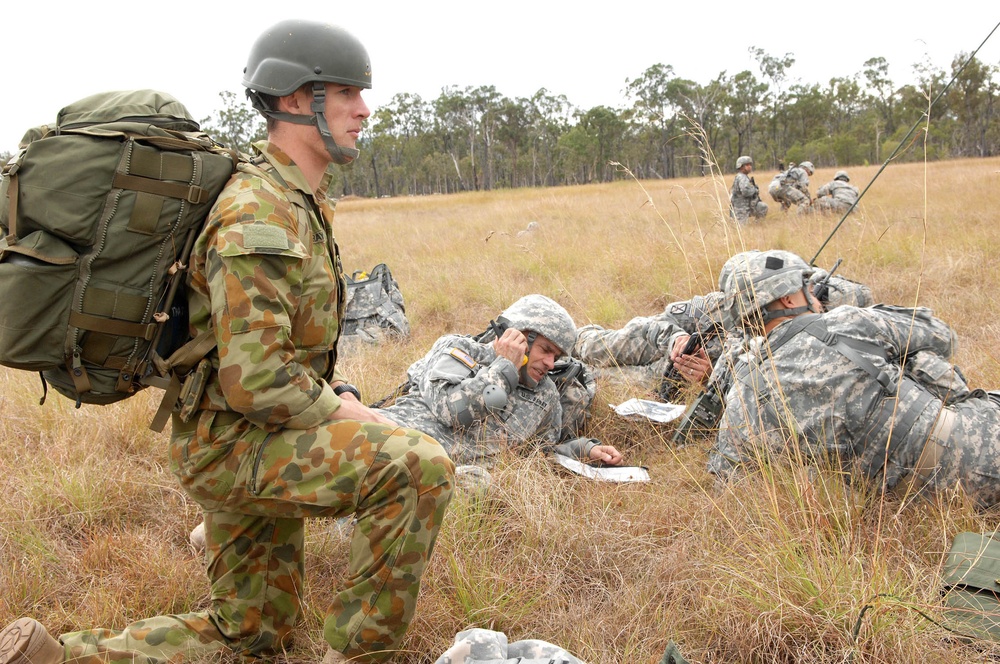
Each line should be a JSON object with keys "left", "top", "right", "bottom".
{"left": 943, "top": 532, "right": 1000, "bottom": 591}
{"left": 57, "top": 90, "right": 200, "bottom": 133}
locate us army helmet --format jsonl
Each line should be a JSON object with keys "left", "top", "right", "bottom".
{"left": 500, "top": 294, "right": 577, "bottom": 356}
{"left": 834, "top": 170, "right": 850, "bottom": 182}
{"left": 718, "top": 249, "right": 761, "bottom": 292}
{"left": 243, "top": 19, "right": 372, "bottom": 164}
{"left": 798, "top": 161, "right": 815, "bottom": 174}
{"left": 736, "top": 156, "right": 753, "bottom": 170}
{"left": 725, "top": 249, "right": 816, "bottom": 331}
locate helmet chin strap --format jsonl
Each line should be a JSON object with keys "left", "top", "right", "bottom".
{"left": 309, "top": 83, "right": 359, "bottom": 165}
{"left": 759, "top": 284, "right": 816, "bottom": 324}
{"left": 247, "top": 84, "right": 359, "bottom": 165}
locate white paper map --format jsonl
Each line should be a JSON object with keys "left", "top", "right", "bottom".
{"left": 611, "top": 398, "right": 686, "bottom": 423}
{"left": 554, "top": 454, "right": 651, "bottom": 482}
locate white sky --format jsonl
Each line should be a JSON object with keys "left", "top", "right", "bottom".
{"left": 2, "top": 1, "right": 999, "bottom": 153}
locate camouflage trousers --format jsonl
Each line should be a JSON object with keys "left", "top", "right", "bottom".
{"left": 768, "top": 185, "right": 810, "bottom": 210}
{"left": 813, "top": 197, "right": 855, "bottom": 215}
{"left": 58, "top": 411, "right": 454, "bottom": 664}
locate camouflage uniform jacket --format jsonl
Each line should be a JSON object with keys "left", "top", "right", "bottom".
{"left": 730, "top": 172, "right": 760, "bottom": 218}
{"left": 379, "top": 334, "right": 593, "bottom": 465}
{"left": 815, "top": 180, "right": 860, "bottom": 211}
{"left": 573, "top": 293, "right": 727, "bottom": 384}
{"left": 783, "top": 166, "right": 811, "bottom": 195}
{"left": 184, "top": 140, "right": 349, "bottom": 430}
{"left": 707, "top": 305, "right": 1000, "bottom": 505}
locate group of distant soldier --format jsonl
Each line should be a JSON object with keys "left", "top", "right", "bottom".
{"left": 729, "top": 156, "right": 861, "bottom": 223}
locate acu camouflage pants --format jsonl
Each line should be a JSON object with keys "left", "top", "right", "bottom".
{"left": 58, "top": 412, "right": 454, "bottom": 663}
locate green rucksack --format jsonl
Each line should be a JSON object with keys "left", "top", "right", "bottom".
{"left": 941, "top": 531, "right": 1000, "bottom": 641}
{"left": 0, "top": 90, "right": 238, "bottom": 425}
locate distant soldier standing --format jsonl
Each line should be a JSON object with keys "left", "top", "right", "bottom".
{"left": 768, "top": 161, "right": 814, "bottom": 213}
{"left": 730, "top": 156, "right": 768, "bottom": 223}
{"left": 814, "top": 170, "right": 860, "bottom": 215}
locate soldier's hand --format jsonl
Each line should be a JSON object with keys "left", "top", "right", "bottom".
{"left": 494, "top": 328, "right": 529, "bottom": 368}
{"left": 589, "top": 444, "right": 624, "bottom": 466}
{"left": 332, "top": 396, "right": 398, "bottom": 426}
{"left": 671, "top": 345, "right": 712, "bottom": 384}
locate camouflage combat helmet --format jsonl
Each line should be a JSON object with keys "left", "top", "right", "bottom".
{"left": 243, "top": 19, "right": 372, "bottom": 164}
{"left": 798, "top": 161, "right": 815, "bottom": 174}
{"left": 736, "top": 156, "right": 753, "bottom": 170}
{"left": 834, "top": 170, "right": 850, "bottom": 182}
{"left": 725, "top": 249, "right": 816, "bottom": 331}
{"left": 718, "top": 249, "right": 761, "bottom": 292}
{"left": 499, "top": 294, "right": 577, "bottom": 356}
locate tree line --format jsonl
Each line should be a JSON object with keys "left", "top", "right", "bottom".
{"left": 5, "top": 48, "right": 997, "bottom": 198}
{"left": 319, "top": 48, "right": 995, "bottom": 198}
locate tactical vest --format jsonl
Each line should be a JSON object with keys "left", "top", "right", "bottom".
{"left": 739, "top": 314, "right": 946, "bottom": 480}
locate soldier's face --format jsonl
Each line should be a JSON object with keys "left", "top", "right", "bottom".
{"left": 525, "top": 335, "right": 562, "bottom": 384}
{"left": 320, "top": 83, "right": 371, "bottom": 151}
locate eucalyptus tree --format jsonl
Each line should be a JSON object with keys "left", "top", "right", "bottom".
{"left": 945, "top": 53, "right": 999, "bottom": 157}
{"left": 558, "top": 105, "right": 628, "bottom": 183}
{"left": 861, "top": 56, "right": 899, "bottom": 161}
{"left": 495, "top": 96, "right": 531, "bottom": 187}
{"left": 432, "top": 86, "right": 475, "bottom": 190}
{"left": 524, "top": 89, "right": 574, "bottom": 187}
{"left": 364, "top": 92, "right": 435, "bottom": 196}
{"left": 897, "top": 59, "right": 950, "bottom": 160}
{"left": 469, "top": 85, "right": 504, "bottom": 190}
{"left": 750, "top": 47, "right": 795, "bottom": 166}
{"left": 198, "top": 90, "right": 266, "bottom": 155}
{"left": 725, "top": 70, "right": 769, "bottom": 160}
{"left": 624, "top": 63, "right": 698, "bottom": 179}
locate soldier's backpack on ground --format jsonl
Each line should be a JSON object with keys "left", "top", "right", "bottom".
{"left": 341, "top": 263, "right": 410, "bottom": 343}
{"left": 0, "top": 90, "right": 238, "bottom": 421}
{"left": 941, "top": 531, "right": 1000, "bottom": 641}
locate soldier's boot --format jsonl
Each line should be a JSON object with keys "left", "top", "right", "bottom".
{"left": 321, "top": 648, "right": 348, "bottom": 663}
{"left": 0, "top": 619, "right": 63, "bottom": 664}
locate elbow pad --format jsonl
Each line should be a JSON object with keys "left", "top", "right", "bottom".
{"left": 482, "top": 384, "right": 508, "bottom": 412}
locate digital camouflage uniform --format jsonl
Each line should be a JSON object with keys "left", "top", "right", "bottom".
{"left": 572, "top": 293, "right": 729, "bottom": 387}
{"left": 340, "top": 263, "right": 410, "bottom": 345}
{"left": 708, "top": 304, "right": 1000, "bottom": 507}
{"left": 768, "top": 165, "right": 812, "bottom": 212}
{"left": 55, "top": 140, "right": 454, "bottom": 663}
{"left": 434, "top": 628, "right": 583, "bottom": 664}
{"left": 378, "top": 333, "right": 596, "bottom": 467}
{"left": 814, "top": 179, "right": 860, "bottom": 215}
{"left": 730, "top": 172, "right": 768, "bottom": 223}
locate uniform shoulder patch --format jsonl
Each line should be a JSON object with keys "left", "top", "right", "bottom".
{"left": 448, "top": 347, "right": 478, "bottom": 370}
{"left": 243, "top": 224, "right": 290, "bottom": 251}
{"left": 669, "top": 302, "right": 689, "bottom": 316}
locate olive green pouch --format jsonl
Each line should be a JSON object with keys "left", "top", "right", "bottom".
{"left": 942, "top": 531, "right": 1000, "bottom": 640}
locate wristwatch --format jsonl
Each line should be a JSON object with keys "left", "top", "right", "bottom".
{"left": 334, "top": 383, "right": 362, "bottom": 401}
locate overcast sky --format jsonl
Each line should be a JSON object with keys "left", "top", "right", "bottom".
{"left": 2, "top": 1, "right": 999, "bottom": 153}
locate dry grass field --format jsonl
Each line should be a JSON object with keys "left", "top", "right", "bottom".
{"left": 3, "top": 156, "right": 1000, "bottom": 663}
